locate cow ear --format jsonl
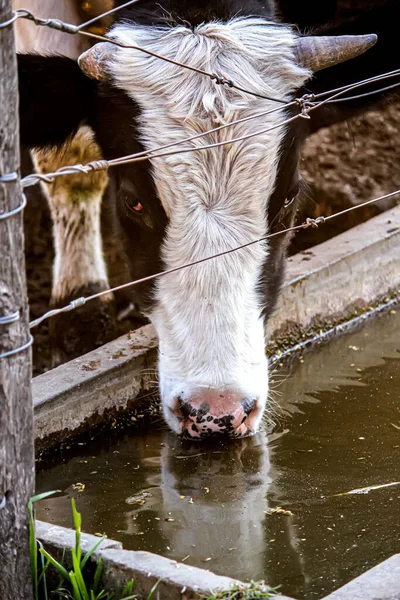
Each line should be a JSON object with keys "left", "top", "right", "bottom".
{"left": 18, "top": 54, "right": 97, "bottom": 148}
{"left": 302, "top": 0, "right": 399, "bottom": 133}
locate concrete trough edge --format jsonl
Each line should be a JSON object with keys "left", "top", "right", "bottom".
{"left": 321, "top": 553, "right": 400, "bottom": 600}
{"left": 36, "top": 520, "right": 400, "bottom": 600}
{"left": 33, "top": 205, "right": 400, "bottom": 448}
{"left": 36, "top": 520, "right": 294, "bottom": 600}
{"left": 266, "top": 204, "right": 400, "bottom": 346}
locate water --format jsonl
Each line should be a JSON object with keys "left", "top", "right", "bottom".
{"left": 36, "top": 310, "right": 400, "bottom": 599}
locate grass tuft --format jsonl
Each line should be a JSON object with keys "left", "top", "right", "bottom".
{"left": 202, "top": 581, "right": 278, "bottom": 600}
{"left": 29, "top": 493, "right": 158, "bottom": 600}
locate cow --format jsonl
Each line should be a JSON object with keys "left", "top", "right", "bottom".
{"left": 16, "top": 0, "right": 399, "bottom": 438}
{"left": 14, "top": 0, "right": 117, "bottom": 365}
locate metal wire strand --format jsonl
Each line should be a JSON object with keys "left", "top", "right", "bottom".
{"left": 0, "top": 193, "right": 27, "bottom": 220}
{"left": 21, "top": 108, "right": 301, "bottom": 188}
{"left": 0, "top": 172, "right": 18, "bottom": 182}
{"left": 0, "top": 311, "right": 20, "bottom": 326}
{"left": 20, "top": 68, "right": 400, "bottom": 189}
{"left": 76, "top": 0, "right": 142, "bottom": 31}
{"left": 7, "top": 6, "right": 289, "bottom": 104}
{"left": 29, "top": 187, "right": 400, "bottom": 330}
{"left": 0, "top": 334, "right": 34, "bottom": 359}
{"left": 0, "top": 10, "right": 20, "bottom": 28}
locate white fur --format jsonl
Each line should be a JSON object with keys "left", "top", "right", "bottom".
{"left": 33, "top": 128, "right": 109, "bottom": 302}
{"left": 108, "top": 19, "right": 311, "bottom": 432}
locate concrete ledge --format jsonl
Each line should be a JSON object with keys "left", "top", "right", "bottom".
{"left": 36, "top": 520, "right": 294, "bottom": 600}
{"left": 33, "top": 325, "right": 157, "bottom": 450}
{"left": 322, "top": 554, "right": 400, "bottom": 600}
{"left": 267, "top": 205, "right": 400, "bottom": 347}
{"left": 33, "top": 206, "right": 400, "bottom": 447}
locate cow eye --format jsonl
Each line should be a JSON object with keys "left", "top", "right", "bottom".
{"left": 284, "top": 183, "right": 300, "bottom": 209}
{"left": 121, "top": 192, "right": 144, "bottom": 215}
{"left": 126, "top": 197, "right": 144, "bottom": 213}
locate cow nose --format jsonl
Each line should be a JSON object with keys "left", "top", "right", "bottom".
{"left": 175, "top": 390, "right": 258, "bottom": 439}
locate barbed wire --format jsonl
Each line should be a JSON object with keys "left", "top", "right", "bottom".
{"left": 20, "top": 66, "right": 400, "bottom": 189}
{"left": 29, "top": 187, "right": 400, "bottom": 329}
{"left": 0, "top": 4, "right": 288, "bottom": 105}
{"left": 6, "top": 2, "right": 400, "bottom": 108}
{"left": 1, "top": 0, "right": 399, "bottom": 189}
{"left": 1, "top": 1, "right": 399, "bottom": 331}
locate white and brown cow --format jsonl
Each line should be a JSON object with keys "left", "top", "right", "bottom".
{"left": 17, "top": 0, "right": 399, "bottom": 437}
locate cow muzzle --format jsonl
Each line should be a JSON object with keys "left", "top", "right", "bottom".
{"left": 173, "top": 389, "right": 260, "bottom": 439}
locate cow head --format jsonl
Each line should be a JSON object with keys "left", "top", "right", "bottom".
{"left": 74, "top": 10, "right": 375, "bottom": 439}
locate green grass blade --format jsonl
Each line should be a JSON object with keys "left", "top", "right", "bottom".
{"left": 28, "top": 490, "right": 61, "bottom": 508}
{"left": 39, "top": 548, "right": 70, "bottom": 582}
{"left": 81, "top": 535, "right": 107, "bottom": 570}
{"left": 146, "top": 579, "right": 161, "bottom": 600}
{"left": 28, "top": 499, "right": 38, "bottom": 600}
{"left": 37, "top": 541, "right": 50, "bottom": 600}
{"left": 93, "top": 557, "right": 103, "bottom": 594}
{"left": 69, "top": 572, "right": 84, "bottom": 600}
{"left": 28, "top": 490, "right": 60, "bottom": 600}
{"left": 71, "top": 547, "right": 89, "bottom": 600}
{"left": 121, "top": 581, "right": 134, "bottom": 597}
{"left": 71, "top": 499, "right": 82, "bottom": 563}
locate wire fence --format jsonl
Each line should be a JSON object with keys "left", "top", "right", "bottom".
{"left": 0, "top": 1, "right": 400, "bottom": 337}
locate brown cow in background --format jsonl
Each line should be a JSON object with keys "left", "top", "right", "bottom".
{"left": 15, "top": 0, "right": 117, "bottom": 365}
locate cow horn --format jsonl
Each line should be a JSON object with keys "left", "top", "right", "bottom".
{"left": 294, "top": 34, "right": 377, "bottom": 72}
{"left": 78, "top": 42, "right": 115, "bottom": 81}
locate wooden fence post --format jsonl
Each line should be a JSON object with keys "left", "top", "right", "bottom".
{"left": 0, "top": 0, "right": 35, "bottom": 598}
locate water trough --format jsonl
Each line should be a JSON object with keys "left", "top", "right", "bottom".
{"left": 33, "top": 205, "right": 400, "bottom": 599}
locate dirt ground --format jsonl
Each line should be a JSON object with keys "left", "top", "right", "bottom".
{"left": 26, "top": 99, "right": 400, "bottom": 375}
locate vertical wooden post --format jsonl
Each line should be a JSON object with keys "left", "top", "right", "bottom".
{"left": 0, "top": 0, "right": 35, "bottom": 598}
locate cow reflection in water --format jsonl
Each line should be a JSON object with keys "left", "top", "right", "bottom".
{"left": 120, "top": 431, "right": 303, "bottom": 585}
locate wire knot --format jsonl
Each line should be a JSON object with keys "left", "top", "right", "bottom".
{"left": 295, "top": 94, "right": 316, "bottom": 119}
{"left": 211, "top": 74, "right": 234, "bottom": 88}
{"left": 304, "top": 216, "right": 326, "bottom": 229}
{"left": 86, "top": 160, "right": 109, "bottom": 173}
{"left": 14, "top": 9, "right": 78, "bottom": 33}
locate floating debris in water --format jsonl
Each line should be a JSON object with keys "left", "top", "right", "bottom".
{"left": 329, "top": 481, "right": 400, "bottom": 497}
{"left": 165, "top": 517, "right": 175, "bottom": 522}
{"left": 181, "top": 555, "right": 190, "bottom": 562}
{"left": 264, "top": 506, "right": 294, "bottom": 516}
{"left": 126, "top": 492, "right": 151, "bottom": 505}
{"left": 203, "top": 557, "right": 212, "bottom": 562}
{"left": 204, "top": 487, "right": 210, "bottom": 493}
{"left": 72, "top": 482, "right": 85, "bottom": 492}
{"left": 176, "top": 453, "right": 205, "bottom": 459}
{"left": 391, "top": 423, "right": 400, "bottom": 430}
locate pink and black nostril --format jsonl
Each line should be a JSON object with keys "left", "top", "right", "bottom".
{"left": 174, "top": 392, "right": 258, "bottom": 439}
